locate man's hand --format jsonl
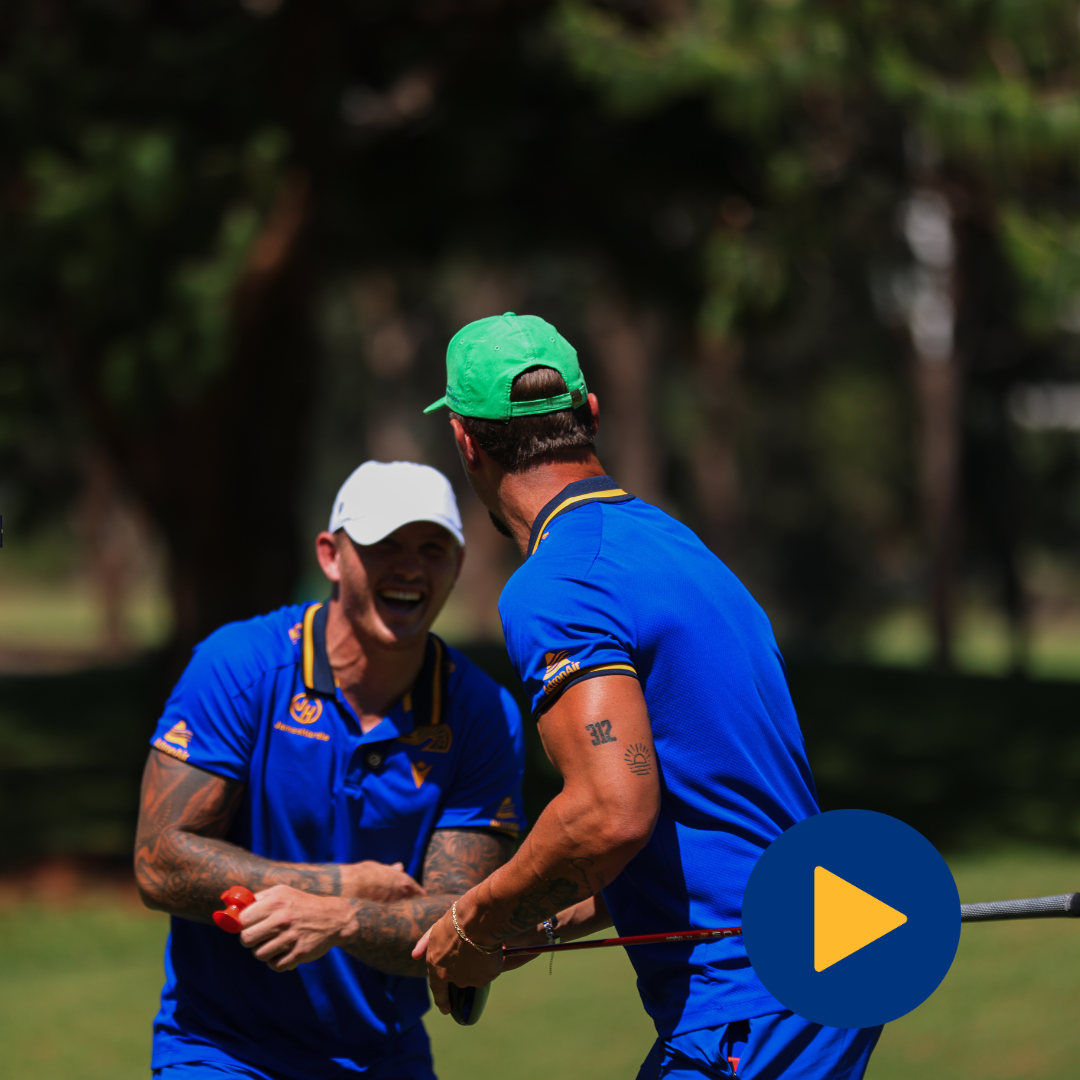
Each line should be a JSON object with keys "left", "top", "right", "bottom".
{"left": 341, "top": 861, "right": 425, "bottom": 903}
{"left": 239, "top": 885, "right": 357, "bottom": 973}
{"left": 412, "top": 897, "right": 504, "bottom": 1014}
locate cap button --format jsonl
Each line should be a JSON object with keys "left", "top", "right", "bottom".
{"left": 502, "top": 311, "right": 516, "bottom": 316}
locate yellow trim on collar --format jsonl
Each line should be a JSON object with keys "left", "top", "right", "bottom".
{"left": 529, "top": 489, "right": 628, "bottom": 555}
{"left": 301, "top": 602, "right": 323, "bottom": 690}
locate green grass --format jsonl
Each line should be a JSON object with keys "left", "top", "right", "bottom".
{"left": 5, "top": 850, "right": 1080, "bottom": 1079}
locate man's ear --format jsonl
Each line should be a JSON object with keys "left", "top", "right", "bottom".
{"left": 587, "top": 392, "right": 601, "bottom": 437}
{"left": 315, "top": 531, "right": 343, "bottom": 583}
{"left": 449, "top": 417, "right": 482, "bottom": 474}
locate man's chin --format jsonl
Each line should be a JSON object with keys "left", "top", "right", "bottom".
{"left": 488, "top": 510, "right": 514, "bottom": 539}
{"left": 371, "top": 603, "right": 433, "bottom": 646}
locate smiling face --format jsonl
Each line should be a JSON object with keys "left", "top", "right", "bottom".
{"left": 316, "top": 520, "right": 464, "bottom": 650}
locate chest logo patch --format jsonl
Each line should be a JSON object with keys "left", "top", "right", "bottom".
{"left": 411, "top": 760, "right": 432, "bottom": 788}
{"left": 397, "top": 724, "right": 452, "bottom": 753}
{"left": 290, "top": 693, "right": 323, "bottom": 725}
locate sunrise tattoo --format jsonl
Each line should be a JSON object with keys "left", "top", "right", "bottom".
{"left": 624, "top": 743, "right": 652, "bottom": 776}
{"left": 585, "top": 719, "right": 617, "bottom": 746}
{"left": 135, "top": 750, "right": 345, "bottom": 922}
{"left": 337, "top": 828, "right": 513, "bottom": 976}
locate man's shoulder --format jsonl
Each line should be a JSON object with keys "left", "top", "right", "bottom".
{"left": 188, "top": 605, "right": 307, "bottom": 693}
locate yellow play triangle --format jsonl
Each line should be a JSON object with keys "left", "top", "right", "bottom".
{"left": 814, "top": 866, "right": 907, "bottom": 972}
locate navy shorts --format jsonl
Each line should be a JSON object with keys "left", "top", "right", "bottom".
{"left": 637, "top": 1011, "right": 882, "bottom": 1079}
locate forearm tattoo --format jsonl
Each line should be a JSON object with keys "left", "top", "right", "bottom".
{"left": 135, "top": 750, "right": 343, "bottom": 922}
{"left": 336, "top": 828, "right": 514, "bottom": 976}
{"left": 499, "top": 855, "right": 605, "bottom": 942}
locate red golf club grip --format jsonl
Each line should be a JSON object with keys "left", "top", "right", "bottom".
{"left": 213, "top": 886, "right": 256, "bottom": 933}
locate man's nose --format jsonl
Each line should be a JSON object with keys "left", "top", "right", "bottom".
{"left": 390, "top": 551, "right": 424, "bottom": 579}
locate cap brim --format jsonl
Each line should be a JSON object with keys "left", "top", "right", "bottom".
{"left": 423, "top": 396, "right": 448, "bottom": 414}
{"left": 342, "top": 515, "right": 464, "bottom": 547}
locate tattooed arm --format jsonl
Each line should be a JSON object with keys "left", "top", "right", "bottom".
{"left": 238, "top": 828, "right": 514, "bottom": 976}
{"left": 134, "top": 750, "right": 423, "bottom": 923}
{"left": 416, "top": 675, "right": 659, "bottom": 1012}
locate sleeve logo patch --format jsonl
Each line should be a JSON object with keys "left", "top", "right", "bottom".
{"left": 543, "top": 650, "right": 574, "bottom": 680}
{"left": 288, "top": 622, "right": 303, "bottom": 644}
{"left": 397, "top": 724, "right": 453, "bottom": 753}
{"left": 153, "top": 720, "right": 192, "bottom": 761}
{"left": 289, "top": 693, "right": 323, "bottom": 725}
{"left": 489, "top": 795, "right": 522, "bottom": 835}
{"left": 163, "top": 720, "right": 193, "bottom": 749}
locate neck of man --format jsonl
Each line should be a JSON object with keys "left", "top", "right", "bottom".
{"left": 494, "top": 452, "right": 608, "bottom": 557}
{"left": 324, "top": 598, "right": 429, "bottom": 733}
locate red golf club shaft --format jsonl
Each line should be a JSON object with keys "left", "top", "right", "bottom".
{"left": 503, "top": 925, "right": 742, "bottom": 956}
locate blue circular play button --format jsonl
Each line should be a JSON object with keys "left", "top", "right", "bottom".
{"left": 743, "top": 810, "right": 960, "bottom": 1029}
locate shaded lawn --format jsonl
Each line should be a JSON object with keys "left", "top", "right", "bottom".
{"left": 3, "top": 850, "right": 1080, "bottom": 1080}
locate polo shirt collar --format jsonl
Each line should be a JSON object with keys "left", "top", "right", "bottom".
{"left": 301, "top": 601, "right": 449, "bottom": 734}
{"left": 526, "top": 474, "right": 634, "bottom": 556}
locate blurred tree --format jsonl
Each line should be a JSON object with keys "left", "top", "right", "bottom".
{"left": 0, "top": 0, "right": 326, "bottom": 656}
{"left": 557, "top": 0, "right": 1080, "bottom": 665}
{"left": 7, "top": 0, "right": 1080, "bottom": 671}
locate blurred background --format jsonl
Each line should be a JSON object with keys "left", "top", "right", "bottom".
{"left": 5, "top": 0, "right": 1080, "bottom": 1076}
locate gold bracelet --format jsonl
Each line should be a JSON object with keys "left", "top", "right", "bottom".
{"left": 451, "top": 901, "right": 501, "bottom": 955}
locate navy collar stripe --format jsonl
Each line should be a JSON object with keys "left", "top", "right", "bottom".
{"left": 302, "top": 600, "right": 447, "bottom": 728}
{"left": 527, "top": 475, "right": 634, "bottom": 556}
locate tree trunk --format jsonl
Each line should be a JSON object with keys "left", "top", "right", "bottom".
{"left": 690, "top": 336, "right": 744, "bottom": 564}
{"left": 586, "top": 297, "right": 662, "bottom": 505}
{"left": 106, "top": 174, "right": 315, "bottom": 662}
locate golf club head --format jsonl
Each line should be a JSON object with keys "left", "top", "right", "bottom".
{"left": 448, "top": 982, "right": 490, "bottom": 1026}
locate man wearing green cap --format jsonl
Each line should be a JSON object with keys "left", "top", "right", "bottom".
{"left": 414, "top": 313, "right": 881, "bottom": 1078}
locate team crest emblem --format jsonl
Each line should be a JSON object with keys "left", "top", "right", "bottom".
{"left": 289, "top": 693, "right": 323, "bottom": 725}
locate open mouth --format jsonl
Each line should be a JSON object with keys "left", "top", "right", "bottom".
{"left": 377, "top": 588, "right": 425, "bottom": 616}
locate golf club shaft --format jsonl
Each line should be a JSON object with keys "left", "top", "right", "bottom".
{"left": 503, "top": 892, "right": 1080, "bottom": 957}
{"left": 960, "top": 892, "right": 1080, "bottom": 922}
{"left": 503, "top": 925, "right": 743, "bottom": 956}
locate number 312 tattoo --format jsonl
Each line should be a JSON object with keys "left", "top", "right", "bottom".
{"left": 585, "top": 719, "right": 617, "bottom": 746}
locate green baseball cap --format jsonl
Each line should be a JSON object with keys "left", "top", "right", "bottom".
{"left": 423, "top": 312, "right": 588, "bottom": 420}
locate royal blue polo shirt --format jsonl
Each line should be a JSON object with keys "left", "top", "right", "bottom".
{"left": 499, "top": 476, "right": 819, "bottom": 1038}
{"left": 147, "top": 602, "right": 525, "bottom": 1080}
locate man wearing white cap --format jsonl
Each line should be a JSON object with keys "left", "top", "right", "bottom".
{"left": 135, "top": 461, "right": 526, "bottom": 1080}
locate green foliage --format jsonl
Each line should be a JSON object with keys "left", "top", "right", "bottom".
{"left": 558, "top": 0, "right": 1080, "bottom": 331}
{"left": 999, "top": 205, "right": 1080, "bottom": 334}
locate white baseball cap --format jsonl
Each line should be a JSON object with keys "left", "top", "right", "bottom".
{"left": 328, "top": 461, "right": 464, "bottom": 546}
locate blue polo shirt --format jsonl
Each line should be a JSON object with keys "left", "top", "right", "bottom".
{"left": 499, "top": 476, "right": 819, "bottom": 1038}
{"left": 148, "top": 603, "right": 525, "bottom": 1079}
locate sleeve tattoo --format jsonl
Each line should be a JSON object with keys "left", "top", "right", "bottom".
{"left": 135, "top": 747, "right": 514, "bottom": 976}
{"left": 135, "top": 749, "right": 345, "bottom": 923}
{"left": 336, "top": 827, "right": 514, "bottom": 977}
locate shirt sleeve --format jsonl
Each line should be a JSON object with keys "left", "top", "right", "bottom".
{"left": 435, "top": 683, "right": 527, "bottom": 838}
{"left": 148, "top": 624, "right": 259, "bottom": 782}
{"left": 501, "top": 567, "right": 639, "bottom": 718}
